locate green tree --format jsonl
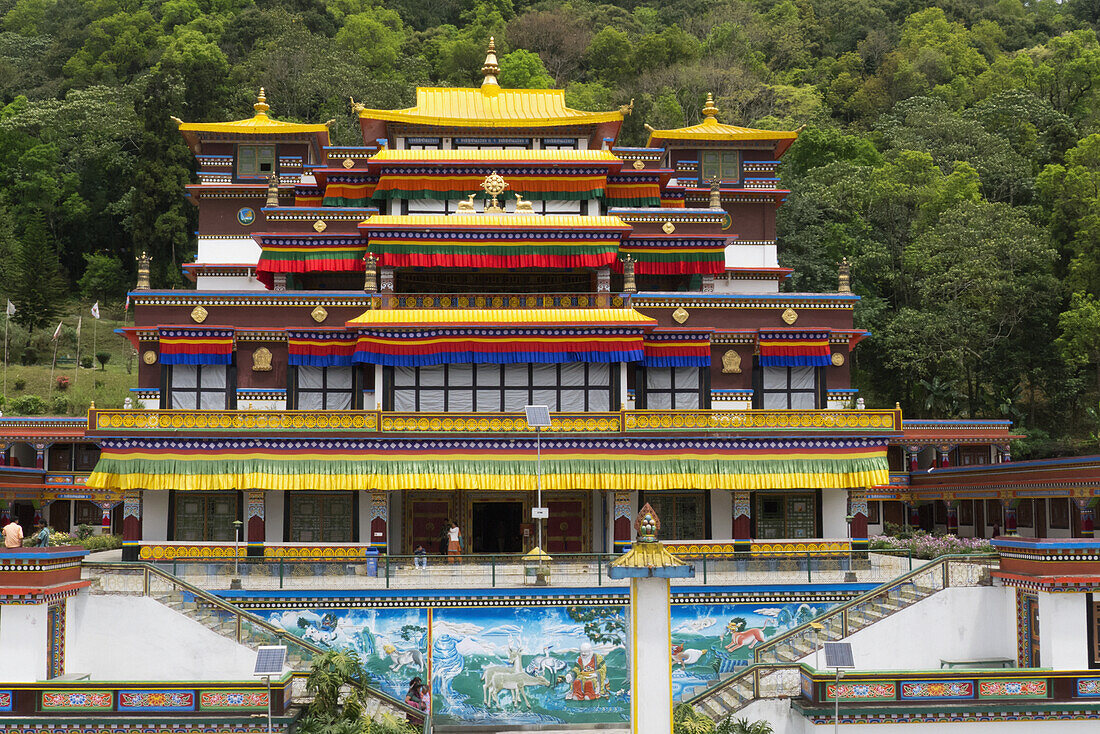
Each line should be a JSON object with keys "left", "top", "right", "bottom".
{"left": 498, "top": 49, "right": 553, "bottom": 89}
{"left": 78, "top": 253, "right": 127, "bottom": 302}
{"left": 11, "top": 211, "right": 66, "bottom": 331}
{"left": 335, "top": 8, "right": 407, "bottom": 71}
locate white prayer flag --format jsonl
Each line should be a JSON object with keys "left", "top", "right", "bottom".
{"left": 52, "top": 321, "right": 62, "bottom": 341}
{"left": 5, "top": 300, "right": 14, "bottom": 317}
{"left": 91, "top": 302, "right": 100, "bottom": 320}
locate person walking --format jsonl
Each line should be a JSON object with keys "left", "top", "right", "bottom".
{"left": 2, "top": 520, "right": 23, "bottom": 548}
{"left": 447, "top": 521, "right": 462, "bottom": 563}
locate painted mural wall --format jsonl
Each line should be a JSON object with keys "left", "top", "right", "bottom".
{"left": 265, "top": 604, "right": 630, "bottom": 726}
{"left": 669, "top": 601, "right": 836, "bottom": 702}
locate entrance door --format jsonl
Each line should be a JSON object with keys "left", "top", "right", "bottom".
{"left": 471, "top": 501, "right": 523, "bottom": 553}
{"left": 409, "top": 500, "right": 452, "bottom": 555}
{"left": 755, "top": 494, "right": 817, "bottom": 539}
{"left": 882, "top": 501, "right": 904, "bottom": 529}
{"left": 546, "top": 500, "right": 584, "bottom": 553}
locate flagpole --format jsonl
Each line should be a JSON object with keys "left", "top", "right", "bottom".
{"left": 49, "top": 327, "right": 60, "bottom": 401}
{"left": 74, "top": 317, "right": 82, "bottom": 386}
{"left": 3, "top": 309, "right": 8, "bottom": 406}
{"left": 92, "top": 313, "right": 97, "bottom": 402}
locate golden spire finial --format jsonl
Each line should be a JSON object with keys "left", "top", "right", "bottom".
{"left": 481, "top": 37, "right": 500, "bottom": 89}
{"left": 702, "top": 92, "right": 719, "bottom": 122}
{"left": 254, "top": 88, "right": 270, "bottom": 115}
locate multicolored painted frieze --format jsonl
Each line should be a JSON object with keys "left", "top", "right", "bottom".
{"left": 0, "top": 691, "right": 11, "bottom": 712}
{"left": 1078, "top": 679, "right": 1100, "bottom": 697}
{"left": 900, "top": 680, "right": 975, "bottom": 700}
{"left": 824, "top": 682, "right": 897, "bottom": 701}
{"left": 978, "top": 679, "right": 1048, "bottom": 699}
{"left": 198, "top": 690, "right": 269, "bottom": 710}
{"left": 117, "top": 690, "right": 196, "bottom": 711}
{"left": 40, "top": 690, "right": 114, "bottom": 710}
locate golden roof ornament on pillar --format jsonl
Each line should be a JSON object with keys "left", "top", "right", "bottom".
{"left": 621, "top": 253, "right": 637, "bottom": 293}
{"left": 708, "top": 177, "right": 722, "bottom": 209}
{"left": 838, "top": 257, "right": 851, "bottom": 293}
{"left": 135, "top": 251, "right": 152, "bottom": 291}
{"left": 254, "top": 88, "right": 270, "bottom": 116}
{"left": 702, "top": 92, "right": 719, "bottom": 123}
{"left": 265, "top": 173, "right": 279, "bottom": 207}
{"left": 481, "top": 37, "right": 501, "bottom": 90}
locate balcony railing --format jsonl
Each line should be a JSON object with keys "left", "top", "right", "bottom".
{"left": 383, "top": 293, "right": 629, "bottom": 309}
{"left": 88, "top": 408, "right": 902, "bottom": 436}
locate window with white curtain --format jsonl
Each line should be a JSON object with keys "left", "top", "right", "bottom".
{"left": 761, "top": 366, "right": 818, "bottom": 409}
{"left": 169, "top": 365, "right": 229, "bottom": 409}
{"left": 295, "top": 366, "right": 354, "bottom": 410}
{"left": 644, "top": 366, "right": 703, "bottom": 409}
{"left": 391, "top": 362, "right": 614, "bottom": 412}
{"left": 406, "top": 198, "right": 582, "bottom": 215}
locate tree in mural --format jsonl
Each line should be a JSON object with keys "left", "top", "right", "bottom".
{"left": 566, "top": 606, "right": 625, "bottom": 646}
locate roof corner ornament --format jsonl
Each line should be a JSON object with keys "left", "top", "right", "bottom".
{"left": 480, "top": 170, "right": 508, "bottom": 213}
{"left": 254, "top": 88, "right": 270, "bottom": 116}
{"left": 619, "top": 98, "right": 634, "bottom": 115}
{"left": 708, "top": 177, "right": 722, "bottom": 209}
{"left": 169, "top": 115, "right": 184, "bottom": 127}
{"left": 265, "top": 174, "right": 280, "bottom": 208}
{"left": 323, "top": 118, "right": 335, "bottom": 128}
{"left": 838, "top": 257, "right": 851, "bottom": 293}
{"left": 702, "top": 92, "right": 719, "bottom": 123}
{"left": 481, "top": 36, "right": 501, "bottom": 88}
{"left": 350, "top": 96, "right": 365, "bottom": 115}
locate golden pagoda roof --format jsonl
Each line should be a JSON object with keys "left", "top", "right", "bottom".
{"left": 347, "top": 308, "right": 656, "bottom": 328}
{"left": 175, "top": 89, "right": 331, "bottom": 137}
{"left": 357, "top": 87, "right": 623, "bottom": 129}
{"left": 646, "top": 92, "right": 799, "bottom": 147}
{"left": 360, "top": 214, "right": 629, "bottom": 229}
{"left": 370, "top": 149, "right": 621, "bottom": 163}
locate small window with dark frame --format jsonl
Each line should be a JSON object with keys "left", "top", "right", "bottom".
{"left": 644, "top": 366, "right": 704, "bottom": 409}
{"left": 237, "top": 145, "right": 276, "bottom": 178}
{"left": 294, "top": 366, "right": 354, "bottom": 410}
{"left": 761, "top": 366, "right": 817, "bottom": 409}
{"left": 168, "top": 364, "right": 230, "bottom": 409}
{"left": 700, "top": 151, "right": 739, "bottom": 183}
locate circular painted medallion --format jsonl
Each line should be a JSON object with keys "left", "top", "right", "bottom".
{"left": 237, "top": 207, "right": 256, "bottom": 226}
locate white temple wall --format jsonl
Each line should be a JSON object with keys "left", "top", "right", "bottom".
{"left": 142, "top": 489, "right": 169, "bottom": 541}
{"left": 820, "top": 489, "right": 848, "bottom": 539}
{"left": 196, "top": 236, "right": 261, "bottom": 264}
{"left": 0, "top": 603, "right": 48, "bottom": 681}
{"left": 265, "top": 489, "right": 285, "bottom": 542}
{"left": 1038, "top": 591, "right": 1088, "bottom": 670}
{"left": 710, "top": 489, "right": 732, "bottom": 539}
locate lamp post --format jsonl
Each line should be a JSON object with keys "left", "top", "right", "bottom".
{"left": 232, "top": 519, "right": 244, "bottom": 589}
{"left": 523, "top": 406, "right": 551, "bottom": 552}
{"left": 844, "top": 514, "right": 856, "bottom": 583}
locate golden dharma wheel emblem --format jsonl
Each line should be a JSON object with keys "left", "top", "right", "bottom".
{"left": 313, "top": 219, "right": 327, "bottom": 233}
{"left": 673, "top": 307, "right": 689, "bottom": 324}
{"left": 781, "top": 307, "right": 798, "bottom": 324}
{"left": 142, "top": 350, "right": 157, "bottom": 365}
{"left": 191, "top": 305, "right": 208, "bottom": 323}
{"left": 342, "top": 157, "right": 355, "bottom": 169}
{"left": 662, "top": 221, "right": 676, "bottom": 234}
{"left": 831, "top": 352, "right": 845, "bottom": 366}
{"left": 311, "top": 305, "right": 328, "bottom": 323}
{"left": 632, "top": 160, "right": 645, "bottom": 170}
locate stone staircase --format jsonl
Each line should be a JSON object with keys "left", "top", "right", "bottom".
{"left": 686, "top": 554, "right": 996, "bottom": 722}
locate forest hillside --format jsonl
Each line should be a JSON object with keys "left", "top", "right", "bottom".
{"left": 1, "top": 0, "right": 1099, "bottom": 454}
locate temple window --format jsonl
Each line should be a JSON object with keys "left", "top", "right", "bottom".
{"left": 759, "top": 365, "right": 818, "bottom": 409}
{"left": 389, "top": 362, "right": 615, "bottom": 412}
{"left": 171, "top": 491, "right": 239, "bottom": 542}
{"left": 287, "top": 492, "right": 356, "bottom": 542}
{"left": 405, "top": 198, "right": 583, "bottom": 215}
{"left": 542, "top": 138, "right": 580, "bottom": 150}
{"left": 405, "top": 137, "right": 442, "bottom": 150}
{"left": 453, "top": 137, "right": 531, "bottom": 150}
{"left": 75, "top": 443, "right": 100, "bottom": 471}
{"left": 700, "top": 150, "right": 739, "bottom": 183}
{"left": 237, "top": 144, "right": 276, "bottom": 178}
{"left": 637, "top": 491, "right": 708, "bottom": 540}
{"left": 641, "top": 366, "right": 705, "bottom": 409}
{"left": 74, "top": 500, "right": 103, "bottom": 528}
{"left": 166, "top": 364, "right": 231, "bottom": 409}
{"left": 292, "top": 366, "right": 355, "bottom": 410}
{"left": 755, "top": 492, "right": 818, "bottom": 539}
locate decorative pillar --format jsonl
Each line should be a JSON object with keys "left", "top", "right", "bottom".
{"left": 733, "top": 490, "right": 751, "bottom": 552}
{"left": 0, "top": 442, "right": 9, "bottom": 466}
{"left": 945, "top": 500, "right": 959, "bottom": 535}
{"left": 613, "top": 491, "right": 633, "bottom": 553}
{"left": 608, "top": 505, "right": 693, "bottom": 734}
{"left": 848, "top": 489, "right": 869, "bottom": 551}
{"left": 96, "top": 501, "right": 119, "bottom": 533}
{"left": 937, "top": 445, "right": 954, "bottom": 468}
{"left": 701, "top": 275, "right": 715, "bottom": 293}
{"left": 369, "top": 491, "right": 388, "bottom": 552}
{"left": 596, "top": 266, "right": 611, "bottom": 307}
{"left": 0, "top": 501, "right": 11, "bottom": 526}
{"left": 246, "top": 490, "right": 265, "bottom": 557}
{"left": 47, "top": 601, "right": 66, "bottom": 679}
{"left": 1001, "top": 499, "right": 1019, "bottom": 536}
{"left": 906, "top": 501, "right": 920, "bottom": 530}
{"left": 906, "top": 445, "right": 921, "bottom": 473}
{"left": 363, "top": 252, "right": 378, "bottom": 293}
{"left": 34, "top": 443, "right": 47, "bottom": 469}
{"left": 272, "top": 273, "right": 287, "bottom": 292}
{"left": 621, "top": 254, "right": 637, "bottom": 294}
{"left": 380, "top": 267, "right": 394, "bottom": 294}
{"left": 1074, "top": 498, "right": 1094, "bottom": 538}
{"left": 122, "top": 491, "right": 142, "bottom": 561}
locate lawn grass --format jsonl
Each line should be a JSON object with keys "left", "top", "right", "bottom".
{"left": 1, "top": 301, "right": 137, "bottom": 416}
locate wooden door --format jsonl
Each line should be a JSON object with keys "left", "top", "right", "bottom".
{"left": 409, "top": 500, "right": 452, "bottom": 555}
{"left": 1034, "top": 499, "right": 1047, "bottom": 537}
{"left": 546, "top": 500, "right": 584, "bottom": 553}
{"left": 882, "top": 501, "right": 904, "bottom": 529}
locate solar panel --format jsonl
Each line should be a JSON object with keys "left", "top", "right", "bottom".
{"left": 524, "top": 405, "right": 552, "bottom": 427}
{"left": 823, "top": 642, "right": 855, "bottom": 669}
{"left": 254, "top": 646, "right": 287, "bottom": 676}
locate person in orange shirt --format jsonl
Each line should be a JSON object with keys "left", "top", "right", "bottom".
{"left": 2, "top": 521, "right": 23, "bottom": 548}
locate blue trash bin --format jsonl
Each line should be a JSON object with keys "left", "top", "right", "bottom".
{"left": 365, "top": 548, "right": 379, "bottom": 577}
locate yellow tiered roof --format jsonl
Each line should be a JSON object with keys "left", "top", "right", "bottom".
{"left": 347, "top": 308, "right": 657, "bottom": 328}
{"left": 175, "top": 89, "right": 330, "bottom": 136}
{"left": 357, "top": 87, "right": 623, "bottom": 129}
{"left": 646, "top": 93, "right": 799, "bottom": 146}
{"left": 370, "top": 149, "right": 621, "bottom": 163}
{"left": 360, "top": 214, "right": 629, "bottom": 229}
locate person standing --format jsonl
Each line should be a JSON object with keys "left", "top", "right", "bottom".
{"left": 2, "top": 520, "right": 23, "bottom": 548}
{"left": 447, "top": 521, "right": 462, "bottom": 563}
{"left": 438, "top": 519, "right": 450, "bottom": 557}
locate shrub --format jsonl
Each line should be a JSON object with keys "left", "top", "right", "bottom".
{"left": 869, "top": 531, "right": 994, "bottom": 559}
{"left": 95, "top": 351, "right": 110, "bottom": 369}
{"left": 74, "top": 524, "right": 96, "bottom": 540}
{"left": 56, "top": 375, "right": 70, "bottom": 390}
{"left": 80, "top": 356, "right": 93, "bottom": 369}
{"left": 81, "top": 534, "right": 122, "bottom": 551}
{"left": 13, "top": 378, "right": 25, "bottom": 391}
{"left": 51, "top": 395, "right": 69, "bottom": 414}
{"left": 9, "top": 394, "right": 48, "bottom": 414}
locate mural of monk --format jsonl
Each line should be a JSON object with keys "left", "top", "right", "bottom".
{"left": 564, "top": 642, "right": 607, "bottom": 700}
